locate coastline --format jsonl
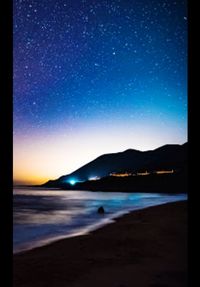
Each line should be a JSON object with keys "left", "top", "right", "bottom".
{"left": 14, "top": 196, "right": 187, "bottom": 255}
{"left": 14, "top": 201, "right": 188, "bottom": 287}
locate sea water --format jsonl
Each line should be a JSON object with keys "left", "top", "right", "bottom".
{"left": 13, "top": 187, "right": 187, "bottom": 254}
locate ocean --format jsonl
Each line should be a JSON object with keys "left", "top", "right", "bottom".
{"left": 13, "top": 187, "right": 187, "bottom": 254}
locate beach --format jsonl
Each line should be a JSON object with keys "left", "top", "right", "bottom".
{"left": 13, "top": 201, "right": 188, "bottom": 287}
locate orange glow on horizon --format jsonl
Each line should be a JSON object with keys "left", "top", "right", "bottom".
{"left": 13, "top": 176, "right": 50, "bottom": 186}
{"left": 13, "top": 161, "right": 58, "bottom": 185}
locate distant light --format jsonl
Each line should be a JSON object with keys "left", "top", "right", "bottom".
{"left": 69, "top": 179, "right": 76, "bottom": 185}
{"left": 88, "top": 176, "right": 100, "bottom": 181}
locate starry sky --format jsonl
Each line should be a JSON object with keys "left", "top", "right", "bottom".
{"left": 13, "top": 0, "right": 188, "bottom": 185}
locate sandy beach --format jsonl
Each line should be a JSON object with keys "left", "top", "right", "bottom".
{"left": 13, "top": 201, "right": 188, "bottom": 287}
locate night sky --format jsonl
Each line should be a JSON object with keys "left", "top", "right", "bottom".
{"left": 13, "top": 0, "right": 187, "bottom": 185}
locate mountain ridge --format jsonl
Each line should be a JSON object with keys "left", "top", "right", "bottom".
{"left": 42, "top": 142, "right": 187, "bottom": 188}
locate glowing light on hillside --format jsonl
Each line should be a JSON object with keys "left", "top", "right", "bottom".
{"left": 110, "top": 172, "right": 133, "bottom": 177}
{"left": 88, "top": 176, "right": 100, "bottom": 181}
{"left": 137, "top": 171, "right": 150, "bottom": 176}
{"left": 156, "top": 170, "right": 174, "bottom": 174}
{"left": 69, "top": 179, "right": 77, "bottom": 185}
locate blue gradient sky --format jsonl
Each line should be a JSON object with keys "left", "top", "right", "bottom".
{"left": 13, "top": 0, "right": 187, "bottom": 184}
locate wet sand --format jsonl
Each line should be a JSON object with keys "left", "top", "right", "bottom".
{"left": 13, "top": 201, "right": 188, "bottom": 287}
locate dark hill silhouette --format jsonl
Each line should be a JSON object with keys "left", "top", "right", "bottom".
{"left": 42, "top": 142, "right": 187, "bottom": 188}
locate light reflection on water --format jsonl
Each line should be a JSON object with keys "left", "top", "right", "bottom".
{"left": 13, "top": 188, "right": 187, "bottom": 254}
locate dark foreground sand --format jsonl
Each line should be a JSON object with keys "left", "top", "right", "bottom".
{"left": 13, "top": 201, "right": 188, "bottom": 287}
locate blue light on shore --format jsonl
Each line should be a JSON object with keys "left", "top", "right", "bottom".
{"left": 69, "top": 179, "right": 76, "bottom": 185}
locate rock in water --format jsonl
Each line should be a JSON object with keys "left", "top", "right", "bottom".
{"left": 98, "top": 206, "right": 105, "bottom": 214}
